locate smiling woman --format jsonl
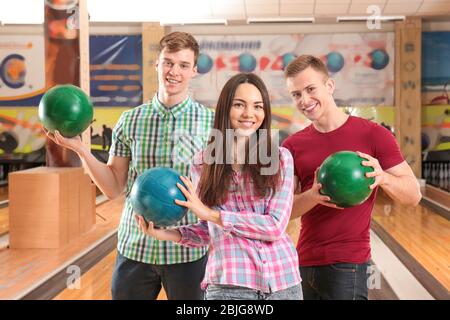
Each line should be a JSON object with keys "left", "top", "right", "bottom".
{"left": 2, "top": 0, "right": 449, "bottom": 305}
{"left": 136, "top": 73, "right": 303, "bottom": 300}
{"left": 229, "top": 82, "right": 265, "bottom": 137}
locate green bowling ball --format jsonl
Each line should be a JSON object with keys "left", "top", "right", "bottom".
{"left": 38, "top": 84, "right": 93, "bottom": 138}
{"left": 318, "top": 151, "right": 375, "bottom": 207}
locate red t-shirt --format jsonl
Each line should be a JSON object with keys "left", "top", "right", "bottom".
{"left": 282, "top": 116, "right": 404, "bottom": 266}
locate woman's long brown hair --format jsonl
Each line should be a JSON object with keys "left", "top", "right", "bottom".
{"left": 198, "top": 73, "right": 281, "bottom": 207}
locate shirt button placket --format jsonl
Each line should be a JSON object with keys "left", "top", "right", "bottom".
{"left": 164, "top": 114, "right": 172, "bottom": 144}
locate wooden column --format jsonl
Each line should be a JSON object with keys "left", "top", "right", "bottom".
{"left": 394, "top": 17, "right": 422, "bottom": 177}
{"left": 78, "top": 0, "right": 91, "bottom": 150}
{"left": 44, "top": 0, "right": 89, "bottom": 167}
{"left": 142, "top": 23, "right": 165, "bottom": 103}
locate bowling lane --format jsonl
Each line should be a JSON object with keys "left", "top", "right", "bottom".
{"left": 0, "top": 195, "right": 123, "bottom": 300}
{"left": 0, "top": 184, "right": 8, "bottom": 236}
{"left": 0, "top": 184, "right": 8, "bottom": 202}
{"left": 54, "top": 248, "right": 395, "bottom": 300}
{"left": 372, "top": 191, "right": 450, "bottom": 291}
{"left": 54, "top": 250, "right": 116, "bottom": 300}
{"left": 53, "top": 249, "right": 167, "bottom": 300}
{"left": 0, "top": 207, "right": 8, "bottom": 237}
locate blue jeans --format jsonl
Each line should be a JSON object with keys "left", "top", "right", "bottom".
{"left": 299, "top": 262, "right": 370, "bottom": 300}
{"left": 111, "top": 252, "right": 207, "bottom": 300}
{"left": 205, "top": 284, "right": 303, "bottom": 300}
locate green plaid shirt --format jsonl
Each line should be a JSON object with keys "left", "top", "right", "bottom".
{"left": 110, "top": 94, "right": 214, "bottom": 264}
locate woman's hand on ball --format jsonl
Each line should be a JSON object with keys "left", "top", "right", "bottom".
{"left": 176, "top": 176, "right": 222, "bottom": 225}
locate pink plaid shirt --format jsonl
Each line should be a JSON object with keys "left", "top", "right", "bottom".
{"left": 178, "top": 147, "right": 301, "bottom": 293}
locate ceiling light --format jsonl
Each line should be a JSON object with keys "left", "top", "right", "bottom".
{"left": 160, "top": 19, "right": 227, "bottom": 26}
{"left": 0, "top": 0, "right": 44, "bottom": 24}
{"left": 247, "top": 17, "right": 315, "bottom": 24}
{"left": 337, "top": 16, "right": 405, "bottom": 23}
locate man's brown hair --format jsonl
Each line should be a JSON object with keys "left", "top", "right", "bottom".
{"left": 284, "top": 54, "right": 329, "bottom": 79}
{"left": 159, "top": 32, "right": 200, "bottom": 66}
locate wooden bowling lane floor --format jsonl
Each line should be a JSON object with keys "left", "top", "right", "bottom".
{"left": 0, "top": 206, "right": 8, "bottom": 236}
{"left": 2, "top": 185, "right": 448, "bottom": 299}
{"left": 0, "top": 184, "right": 8, "bottom": 236}
{"left": 0, "top": 195, "right": 124, "bottom": 300}
{"left": 53, "top": 249, "right": 167, "bottom": 300}
{"left": 52, "top": 219, "right": 393, "bottom": 300}
{"left": 53, "top": 250, "right": 116, "bottom": 300}
{"left": 53, "top": 248, "right": 393, "bottom": 300}
{"left": 53, "top": 222, "right": 301, "bottom": 300}
{"left": 0, "top": 184, "right": 8, "bottom": 202}
{"left": 372, "top": 191, "right": 450, "bottom": 294}
{"left": 422, "top": 185, "right": 450, "bottom": 209}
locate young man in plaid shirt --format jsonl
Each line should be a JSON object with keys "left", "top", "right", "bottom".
{"left": 47, "top": 32, "right": 214, "bottom": 300}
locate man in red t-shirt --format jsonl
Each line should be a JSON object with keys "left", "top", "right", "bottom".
{"left": 282, "top": 55, "right": 421, "bottom": 300}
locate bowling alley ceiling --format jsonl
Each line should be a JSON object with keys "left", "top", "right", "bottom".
{"left": 193, "top": 0, "right": 450, "bottom": 19}
{"left": 1, "top": 0, "right": 450, "bottom": 25}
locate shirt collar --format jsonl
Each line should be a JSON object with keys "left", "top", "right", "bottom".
{"left": 151, "top": 94, "right": 191, "bottom": 118}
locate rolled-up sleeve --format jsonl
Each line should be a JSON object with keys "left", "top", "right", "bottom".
{"left": 178, "top": 220, "right": 210, "bottom": 247}
{"left": 109, "top": 111, "right": 131, "bottom": 158}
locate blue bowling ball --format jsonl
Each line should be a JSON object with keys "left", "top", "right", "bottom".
{"left": 130, "top": 167, "right": 188, "bottom": 227}
{"left": 197, "top": 53, "right": 213, "bottom": 74}
{"left": 326, "top": 51, "right": 345, "bottom": 73}
{"left": 369, "top": 49, "right": 389, "bottom": 70}
{"left": 282, "top": 53, "right": 297, "bottom": 70}
{"left": 239, "top": 53, "right": 256, "bottom": 72}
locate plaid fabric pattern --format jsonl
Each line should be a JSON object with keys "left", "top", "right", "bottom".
{"left": 178, "top": 147, "right": 301, "bottom": 293}
{"left": 110, "top": 94, "right": 214, "bottom": 264}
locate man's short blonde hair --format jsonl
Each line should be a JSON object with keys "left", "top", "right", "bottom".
{"left": 284, "top": 55, "right": 329, "bottom": 79}
{"left": 159, "top": 32, "right": 200, "bottom": 66}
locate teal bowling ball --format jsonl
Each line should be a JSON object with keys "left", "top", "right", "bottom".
{"left": 369, "top": 49, "right": 389, "bottom": 70}
{"left": 318, "top": 151, "right": 375, "bottom": 207}
{"left": 130, "top": 167, "right": 188, "bottom": 227}
{"left": 239, "top": 53, "right": 256, "bottom": 72}
{"left": 38, "top": 84, "right": 93, "bottom": 138}
{"left": 282, "top": 53, "right": 297, "bottom": 70}
{"left": 326, "top": 51, "right": 344, "bottom": 73}
{"left": 197, "top": 53, "right": 213, "bottom": 74}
